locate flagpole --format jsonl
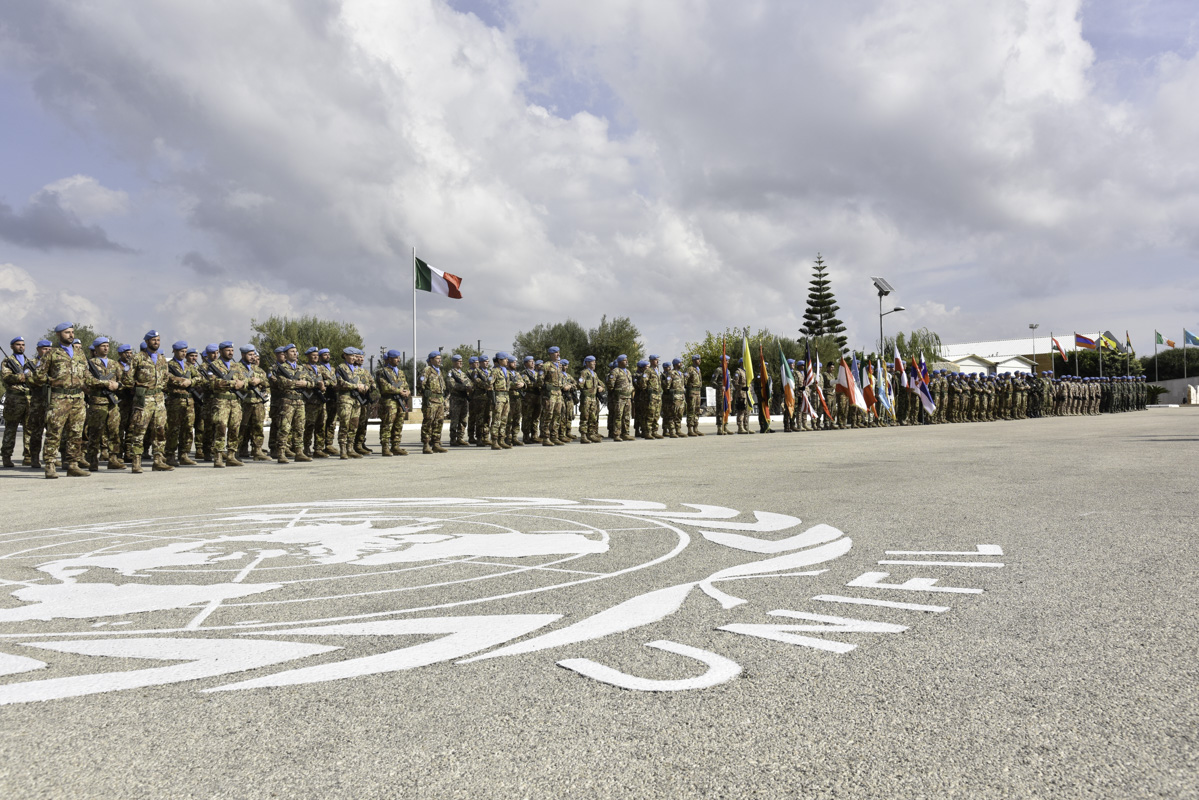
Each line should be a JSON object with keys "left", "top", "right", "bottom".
{"left": 1098, "top": 333, "right": 1103, "bottom": 379}
{"left": 1184, "top": 330, "right": 1188, "bottom": 380}
{"left": 1050, "top": 331, "right": 1055, "bottom": 378}
{"left": 412, "top": 246, "right": 418, "bottom": 392}
{"left": 1154, "top": 333, "right": 1158, "bottom": 383}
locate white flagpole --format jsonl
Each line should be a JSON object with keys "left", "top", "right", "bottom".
{"left": 412, "top": 246, "right": 418, "bottom": 392}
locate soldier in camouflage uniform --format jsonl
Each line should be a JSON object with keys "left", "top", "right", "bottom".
{"left": 506, "top": 357, "right": 525, "bottom": 446}
{"left": 608, "top": 354, "right": 634, "bottom": 441}
{"left": 644, "top": 356, "right": 666, "bottom": 438}
{"left": 468, "top": 355, "right": 491, "bottom": 446}
{"left": 539, "top": 347, "right": 567, "bottom": 446}
{"left": 486, "top": 352, "right": 512, "bottom": 450}
{"left": 163, "top": 340, "right": 200, "bottom": 466}
{"left": 36, "top": 324, "right": 90, "bottom": 478}
{"left": 558, "top": 359, "right": 578, "bottom": 442}
{"left": 685, "top": 354, "right": 705, "bottom": 437}
{"left": 577, "top": 355, "right": 602, "bottom": 443}
{"left": 333, "top": 348, "right": 367, "bottom": 458}
{"left": 709, "top": 355, "right": 732, "bottom": 435}
{"left": 632, "top": 360, "right": 647, "bottom": 438}
{"left": 732, "top": 358, "right": 753, "bottom": 434}
{"left": 236, "top": 346, "right": 271, "bottom": 460}
{"left": 666, "top": 359, "right": 688, "bottom": 437}
{"left": 375, "top": 349, "right": 411, "bottom": 456}
{"left": 24, "top": 340, "right": 51, "bottom": 469}
{"left": 302, "top": 347, "right": 330, "bottom": 458}
{"left": 271, "top": 344, "right": 315, "bottom": 464}
{"left": 202, "top": 342, "right": 248, "bottom": 468}
{"left": 318, "top": 348, "right": 340, "bottom": 456}
{"left": 521, "top": 356, "right": 541, "bottom": 444}
{"left": 418, "top": 351, "right": 448, "bottom": 454}
{"left": 446, "top": 354, "right": 472, "bottom": 446}
{"left": 352, "top": 351, "right": 376, "bottom": 454}
{"left": 2, "top": 336, "right": 34, "bottom": 467}
{"left": 185, "top": 348, "right": 206, "bottom": 458}
{"left": 127, "top": 331, "right": 174, "bottom": 473}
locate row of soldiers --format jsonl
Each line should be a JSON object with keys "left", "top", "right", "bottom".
{"left": 2, "top": 327, "right": 1150, "bottom": 479}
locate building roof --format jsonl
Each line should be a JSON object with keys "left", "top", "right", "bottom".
{"left": 952, "top": 354, "right": 997, "bottom": 366}
{"left": 940, "top": 333, "right": 1099, "bottom": 361}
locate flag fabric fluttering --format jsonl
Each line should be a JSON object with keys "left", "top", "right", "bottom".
{"left": 778, "top": 342, "right": 795, "bottom": 415}
{"left": 1156, "top": 331, "right": 1176, "bottom": 348}
{"left": 414, "top": 257, "right": 463, "bottom": 298}
{"left": 910, "top": 356, "right": 937, "bottom": 413}
{"left": 757, "top": 343, "right": 771, "bottom": 424}
{"left": 742, "top": 336, "right": 755, "bottom": 413}
{"left": 1125, "top": 331, "right": 1133, "bottom": 351}
{"left": 806, "top": 341, "right": 832, "bottom": 420}
{"left": 894, "top": 345, "right": 908, "bottom": 389}
{"left": 1099, "top": 332, "right": 1120, "bottom": 352}
{"left": 1074, "top": 333, "right": 1097, "bottom": 350}
{"left": 1186, "top": 329, "right": 1199, "bottom": 347}
{"left": 919, "top": 352, "right": 930, "bottom": 385}
{"left": 721, "top": 339, "right": 731, "bottom": 425}
{"left": 1052, "top": 336, "right": 1069, "bottom": 361}
{"left": 836, "top": 358, "right": 868, "bottom": 412}
{"left": 875, "top": 360, "right": 894, "bottom": 417}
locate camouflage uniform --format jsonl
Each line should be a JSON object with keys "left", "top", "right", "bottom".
{"left": 128, "top": 348, "right": 172, "bottom": 470}
{"left": 506, "top": 365, "right": 525, "bottom": 446}
{"left": 205, "top": 356, "right": 247, "bottom": 466}
{"left": 640, "top": 362, "right": 663, "bottom": 439}
{"left": 375, "top": 360, "right": 410, "bottom": 456}
{"left": 468, "top": 361, "right": 491, "bottom": 445}
{"left": 521, "top": 361, "right": 542, "bottom": 443}
{"left": 272, "top": 359, "right": 311, "bottom": 462}
{"left": 37, "top": 340, "right": 89, "bottom": 477}
{"left": 165, "top": 355, "right": 201, "bottom": 464}
{"left": 419, "top": 361, "right": 447, "bottom": 452}
{"left": 558, "top": 364, "right": 576, "bottom": 442}
{"left": 540, "top": 358, "right": 565, "bottom": 445}
{"left": 685, "top": 360, "right": 704, "bottom": 436}
{"left": 608, "top": 361, "right": 634, "bottom": 440}
{"left": 335, "top": 356, "right": 370, "bottom": 458}
{"left": 663, "top": 366, "right": 686, "bottom": 437}
{"left": 26, "top": 352, "right": 49, "bottom": 467}
{"left": 84, "top": 351, "right": 124, "bottom": 469}
{"left": 447, "top": 361, "right": 473, "bottom": 446}
{"left": 487, "top": 362, "right": 511, "bottom": 450}
{"left": 577, "top": 363, "right": 602, "bottom": 443}
{"left": 238, "top": 355, "right": 270, "bottom": 459}
{"left": 302, "top": 358, "right": 329, "bottom": 457}
{"left": 1, "top": 349, "right": 34, "bottom": 466}
{"left": 732, "top": 365, "right": 752, "bottom": 434}
{"left": 710, "top": 363, "right": 732, "bottom": 435}
{"left": 320, "top": 358, "right": 340, "bottom": 455}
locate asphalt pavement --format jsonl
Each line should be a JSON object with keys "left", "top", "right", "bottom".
{"left": 0, "top": 409, "right": 1195, "bottom": 799}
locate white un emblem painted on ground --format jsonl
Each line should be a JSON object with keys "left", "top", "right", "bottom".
{"left": 0, "top": 498, "right": 1004, "bottom": 702}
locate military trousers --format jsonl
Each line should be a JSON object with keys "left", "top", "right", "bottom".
{"left": 541, "top": 392, "right": 563, "bottom": 441}
{"left": 448, "top": 395, "right": 469, "bottom": 443}
{"left": 354, "top": 402, "right": 370, "bottom": 449}
{"left": 128, "top": 394, "right": 166, "bottom": 457}
{"left": 422, "top": 396, "right": 446, "bottom": 444}
{"left": 378, "top": 398, "right": 404, "bottom": 449}
{"left": 669, "top": 397, "right": 685, "bottom": 434}
{"left": 506, "top": 395, "right": 522, "bottom": 444}
{"left": 611, "top": 395, "right": 632, "bottom": 438}
{"left": 209, "top": 396, "right": 243, "bottom": 454}
{"left": 304, "top": 400, "right": 327, "bottom": 454}
{"left": 238, "top": 401, "right": 265, "bottom": 453}
{"left": 580, "top": 396, "right": 600, "bottom": 438}
{"left": 489, "top": 395, "right": 509, "bottom": 444}
{"left": 166, "top": 396, "right": 195, "bottom": 457}
{"left": 43, "top": 393, "right": 86, "bottom": 466}
{"left": 469, "top": 396, "right": 490, "bottom": 443}
{"left": 84, "top": 401, "right": 120, "bottom": 461}
{"left": 27, "top": 398, "right": 47, "bottom": 462}
{"left": 686, "top": 391, "right": 701, "bottom": 432}
{"left": 337, "top": 397, "right": 361, "bottom": 449}
{"left": 522, "top": 397, "right": 540, "bottom": 440}
{"left": 2, "top": 393, "right": 30, "bottom": 460}
{"left": 323, "top": 398, "right": 339, "bottom": 451}
{"left": 276, "top": 398, "right": 305, "bottom": 454}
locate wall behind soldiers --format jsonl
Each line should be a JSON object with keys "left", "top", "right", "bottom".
{"left": 1150, "top": 376, "right": 1199, "bottom": 404}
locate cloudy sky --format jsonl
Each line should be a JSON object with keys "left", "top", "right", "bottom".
{"left": 1, "top": 0, "right": 1197, "bottom": 358}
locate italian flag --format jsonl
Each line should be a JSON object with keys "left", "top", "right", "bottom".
{"left": 415, "top": 257, "right": 463, "bottom": 299}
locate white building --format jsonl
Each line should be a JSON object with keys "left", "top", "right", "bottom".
{"left": 940, "top": 334, "right": 1097, "bottom": 375}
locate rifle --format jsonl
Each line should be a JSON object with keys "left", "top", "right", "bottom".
{"left": 243, "top": 367, "right": 269, "bottom": 403}
{"left": 207, "top": 359, "right": 249, "bottom": 402}
{"left": 0, "top": 345, "right": 32, "bottom": 383}
{"left": 88, "top": 358, "right": 121, "bottom": 405}
{"left": 168, "top": 360, "right": 204, "bottom": 405}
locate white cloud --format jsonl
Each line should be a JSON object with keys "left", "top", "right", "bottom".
{"left": 40, "top": 175, "right": 129, "bottom": 219}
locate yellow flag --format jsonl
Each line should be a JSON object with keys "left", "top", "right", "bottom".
{"left": 741, "top": 335, "right": 755, "bottom": 411}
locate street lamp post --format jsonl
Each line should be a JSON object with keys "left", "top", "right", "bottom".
{"left": 1029, "top": 323, "right": 1039, "bottom": 374}
{"left": 871, "top": 277, "right": 903, "bottom": 356}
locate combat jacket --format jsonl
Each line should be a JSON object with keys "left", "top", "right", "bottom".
{"left": 1, "top": 352, "right": 34, "bottom": 397}
{"left": 608, "top": 366, "right": 633, "bottom": 399}
{"left": 131, "top": 351, "right": 171, "bottom": 396}
{"left": 508, "top": 368, "right": 525, "bottom": 400}
{"left": 375, "top": 366, "right": 410, "bottom": 407}
{"left": 639, "top": 368, "right": 662, "bottom": 398}
{"left": 685, "top": 365, "right": 703, "bottom": 395}
{"left": 489, "top": 366, "right": 510, "bottom": 397}
{"left": 541, "top": 361, "right": 563, "bottom": 395}
{"left": 578, "top": 369, "right": 600, "bottom": 399}
{"left": 205, "top": 358, "right": 248, "bottom": 401}
{"left": 37, "top": 342, "right": 88, "bottom": 398}
{"left": 336, "top": 362, "right": 372, "bottom": 402}
{"left": 272, "top": 361, "right": 311, "bottom": 401}
{"left": 447, "top": 367, "right": 473, "bottom": 397}
{"left": 419, "top": 365, "right": 446, "bottom": 402}
{"left": 166, "top": 358, "right": 200, "bottom": 400}
{"left": 86, "top": 355, "right": 122, "bottom": 406}
{"left": 241, "top": 362, "right": 270, "bottom": 405}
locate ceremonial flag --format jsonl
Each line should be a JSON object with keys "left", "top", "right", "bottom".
{"left": 1052, "top": 336, "right": 1068, "bottom": 361}
{"left": 894, "top": 345, "right": 909, "bottom": 389}
{"left": 758, "top": 343, "right": 771, "bottom": 423}
{"left": 919, "top": 352, "right": 930, "bottom": 385}
{"left": 1074, "top": 333, "right": 1097, "bottom": 351}
{"left": 1099, "top": 332, "right": 1120, "bottom": 352}
{"left": 1186, "top": 329, "right": 1199, "bottom": 347}
{"left": 836, "top": 358, "right": 868, "bottom": 412}
{"left": 721, "top": 339, "right": 731, "bottom": 424}
{"left": 1156, "top": 331, "right": 1175, "bottom": 348}
{"left": 1125, "top": 331, "right": 1133, "bottom": 351}
{"left": 875, "top": 360, "right": 893, "bottom": 416}
{"left": 742, "top": 336, "right": 755, "bottom": 412}
{"left": 911, "top": 356, "right": 937, "bottom": 413}
{"left": 862, "top": 363, "right": 877, "bottom": 410}
{"left": 778, "top": 342, "right": 795, "bottom": 415}
{"left": 414, "top": 257, "right": 463, "bottom": 298}
{"left": 806, "top": 341, "right": 832, "bottom": 419}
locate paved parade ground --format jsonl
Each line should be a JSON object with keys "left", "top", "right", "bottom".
{"left": 0, "top": 409, "right": 1195, "bottom": 799}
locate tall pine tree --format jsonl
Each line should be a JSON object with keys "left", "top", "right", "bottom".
{"left": 799, "top": 254, "right": 848, "bottom": 353}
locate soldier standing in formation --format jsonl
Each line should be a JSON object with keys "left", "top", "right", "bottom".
{"left": 2, "top": 336, "right": 33, "bottom": 468}
{"left": 375, "top": 349, "right": 410, "bottom": 456}
{"left": 447, "top": 354, "right": 472, "bottom": 447}
{"left": 37, "top": 323, "right": 89, "bottom": 478}
{"left": 419, "top": 351, "right": 448, "bottom": 454}
{"left": 165, "top": 340, "right": 200, "bottom": 466}
{"left": 84, "top": 336, "right": 124, "bottom": 471}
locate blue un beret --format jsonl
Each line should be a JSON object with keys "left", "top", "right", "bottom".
{"left": 144, "top": 330, "right": 159, "bottom": 340}
{"left": 10, "top": 336, "right": 23, "bottom": 345}
{"left": 343, "top": 347, "right": 355, "bottom": 356}
{"left": 37, "top": 339, "right": 52, "bottom": 347}
{"left": 283, "top": 343, "right": 296, "bottom": 351}
{"left": 140, "top": 341, "right": 149, "bottom": 350}
{"left": 672, "top": 358, "right": 682, "bottom": 366}
{"left": 649, "top": 354, "right": 659, "bottom": 360}
{"left": 187, "top": 348, "right": 198, "bottom": 355}
{"left": 524, "top": 355, "right": 534, "bottom": 363}
{"left": 386, "top": 349, "right": 402, "bottom": 359}
{"left": 427, "top": 351, "right": 440, "bottom": 360}
{"left": 637, "top": 359, "right": 649, "bottom": 368}
{"left": 219, "top": 341, "right": 234, "bottom": 349}
{"left": 54, "top": 322, "right": 73, "bottom": 333}
{"left": 451, "top": 354, "right": 462, "bottom": 361}
{"left": 274, "top": 346, "right": 287, "bottom": 354}
{"left": 92, "top": 336, "right": 110, "bottom": 346}
{"left": 469, "top": 356, "right": 478, "bottom": 364}
{"left": 561, "top": 359, "right": 569, "bottom": 365}
{"left": 305, "top": 346, "right": 318, "bottom": 355}
{"left": 479, "top": 354, "right": 490, "bottom": 362}
{"left": 617, "top": 354, "right": 627, "bottom": 361}
{"left": 318, "top": 348, "right": 330, "bottom": 355}
{"left": 172, "top": 340, "right": 188, "bottom": 351}
{"left": 205, "top": 344, "right": 219, "bottom": 354}
{"left": 548, "top": 346, "right": 559, "bottom": 354}
{"left": 496, "top": 351, "right": 509, "bottom": 361}
{"left": 117, "top": 343, "right": 132, "bottom": 353}
{"left": 240, "top": 345, "right": 255, "bottom": 354}
{"left": 584, "top": 355, "right": 595, "bottom": 363}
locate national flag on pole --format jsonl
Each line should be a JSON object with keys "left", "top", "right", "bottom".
{"left": 1125, "top": 331, "right": 1133, "bottom": 351}
{"left": 862, "top": 363, "right": 877, "bottom": 410}
{"left": 1074, "top": 333, "right": 1097, "bottom": 351}
{"left": 721, "top": 339, "right": 731, "bottom": 423}
{"left": 1156, "top": 331, "right": 1175, "bottom": 348}
{"left": 836, "top": 358, "right": 868, "bottom": 412}
{"left": 919, "top": 352, "right": 930, "bottom": 385}
{"left": 1099, "top": 332, "right": 1120, "bottom": 352}
{"left": 1053, "top": 336, "right": 1068, "bottom": 361}
{"left": 414, "top": 257, "right": 463, "bottom": 298}
{"left": 911, "top": 356, "right": 937, "bottom": 413}
{"left": 894, "top": 345, "right": 908, "bottom": 389}
{"left": 806, "top": 341, "right": 832, "bottom": 420}
{"left": 741, "top": 336, "right": 755, "bottom": 412}
{"left": 1186, "top": 329, "right": 1199, "bottom": 347}
{"left": 778, "top": 342, "right": 795, "bottom": 415}
{"left": 875, "top": 360, "right": 893, "bottom": 416}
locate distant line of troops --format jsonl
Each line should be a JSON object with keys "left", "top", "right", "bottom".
{"left": 1, "top": 326, "right": 1149, "bottom": 479}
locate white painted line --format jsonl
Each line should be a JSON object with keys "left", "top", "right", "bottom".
{"left": 811, "top": 595, "right": 949, "bottom": 613}
{"left": 558, "top": 640, "right": 741, "bottom": 692}
{"left": 877, "top": 560, "right": 1004, "bottom": 568}
{"left": 847, "top": 571, "right": 982, "bottom": 594}
{"left": 884, "top": 545, "right": 1002, "bottom": 556}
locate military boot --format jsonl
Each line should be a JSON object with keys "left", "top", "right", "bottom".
{"left": 348, "top": 448, "right": 363, "bottom": 459}
{"left": 253, "top": 448, "right": 271, "bottom": 461}
{"left": 339, "top": 445, "right": 349, "bottom": 460}
{"left": 214, "top": 452, "right": 225, "bottom": 468}
{"left": 44, "top": 460, "right": 58, "bottom": 479}
{"left": 432, "top": 442, "right": 448, "bottom": 453}
{"left": 277, "top": 451, "right": 290, "bottom": 464}
{"left": 108, "top": 456, "right": 127, "bottom": 470}
{"left": 667, "top": 431, "right": 678, "bottom": 439}
{"left": 381, "top": 444, "right": 393, "bottom": 457}
{"left": 66, "top": 462, "right": 90, "bottom": 477}
{"left": 131, "top": 455, "right": 143, "bottom": 474}
{"left": 511, "top": 438, "right": 524, "bottom": 446}
{"left": 491, "top": 441, "right": 502, "bottom": 450}
{"left": 294, "top": 452, "right": 312, "bottom": 462}
{"left": 579, "top": 436, "right": 590, "bottom": 444}
{"left": 88, "top": 454, "right": 100, "bottom": 471}
{"left": 394, "top": 446, "right": 409, "bottom": 456}
{"left": 30, "top": 452, "right": 41, "bottom": 469}
{"left": 166, "top": 455, "right": 179, "bottom": 467}
{"left": 313, "top": 448, "right": 329, "bottom": 459}
{"left": 590, "top": 434, "right": 602, "bottom": 443}
{"left": 2, "top": 455, "right": 13, "bottom": 468}
{"left": 422, "top": 442, "right": 433, "bottom": 454}
{"left": 179, "top": 453, "right": 197, "bottom": 465}
{"left": 652, "top": 432, "right": 664, "bottom": 439}
{"left": 500, "top": 441, "right": 512, "bottom": 450}
{"left": 153, "top": 455, "right": 174, "bottom": 471}
{"left": 226, "top": 450, "right": 245, "bottom": 467}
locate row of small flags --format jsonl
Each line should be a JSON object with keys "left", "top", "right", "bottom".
{"left": 1153, "top": 330, "right": 1199, "bottom": 349}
